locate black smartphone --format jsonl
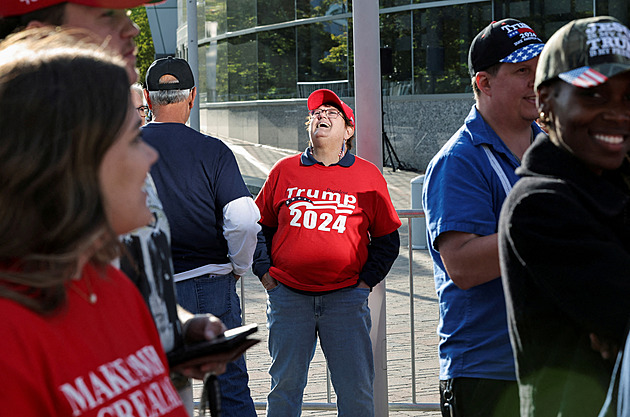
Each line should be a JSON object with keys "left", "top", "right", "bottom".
{"left": 167, "top": 323, "right": 259, "bottom": 367}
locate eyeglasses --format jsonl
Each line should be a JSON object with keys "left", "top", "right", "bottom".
{"left": 136, "top": 106, "right": 149, "bottom": 117}
{"left": 310, "top": 109, "right": 341, "bottom": 119}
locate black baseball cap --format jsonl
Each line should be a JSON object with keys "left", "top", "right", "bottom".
{"left": 468, "top": 18, "right": 545, "bottom": 77}
{"left": 146, "top": 57, "right": 195, "bottom": 91}
{"left": 535, "top": 16, "right": 630, "bottom": 90}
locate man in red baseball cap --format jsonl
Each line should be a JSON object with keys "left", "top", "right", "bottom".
{"left": 0, "top": 0, "right": 158, "bottom": 83}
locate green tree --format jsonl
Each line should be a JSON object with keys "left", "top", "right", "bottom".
{"left": 129, "top": 6, "right": 156, "bottom": 86}
{"left": 319, "top": 31, "right": 348, "bottom": 74}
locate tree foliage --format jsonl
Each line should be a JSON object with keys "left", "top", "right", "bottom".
{"left": 319, "top": 32, "right": 348, "bottom": 74}
{"left": 129, "top": 6, "right": 156, "bottom": 86}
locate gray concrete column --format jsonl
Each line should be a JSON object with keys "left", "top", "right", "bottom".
{"left": 186, "top": 0, "right": 199, "bottom": 130}
{"left": 352, "top": 1, "right": 389, "bottom": 416}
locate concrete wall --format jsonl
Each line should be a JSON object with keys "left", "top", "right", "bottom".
{"left": 381, "top": 94, "right": 475, "bottom": 172}
{"left": 200, "top": 93, "right": 475, "bottom": 173}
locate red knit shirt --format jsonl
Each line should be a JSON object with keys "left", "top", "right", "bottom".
{"left": 0, "top": 263, "right": 188, "bottom": 417}
{"left": 255, "top": 154, "right": 401, "bottom": 292}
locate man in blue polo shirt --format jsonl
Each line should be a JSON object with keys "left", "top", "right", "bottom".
{"left": 422, "top": 19, "right": 545, "bottom": 417}
{"left": 142, "top": 57, "right": 261, "bottom": 417}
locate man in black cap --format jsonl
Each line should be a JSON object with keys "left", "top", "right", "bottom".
{"left": 142, "top": 57, "right": 261, "bottom": 417}
{"left": 422, "top": 19, "right": 545, "bottom": 417}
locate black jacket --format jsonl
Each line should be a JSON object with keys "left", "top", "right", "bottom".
{"left": 498, "top": 135, "right": 630, "bottom": 417}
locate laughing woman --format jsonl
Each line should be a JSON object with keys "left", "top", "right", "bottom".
{"left": 498, "top": 16, "right": 630, "bottom": 417}
{"left": 252, "top": 89, "right": 402, "bottom": 417}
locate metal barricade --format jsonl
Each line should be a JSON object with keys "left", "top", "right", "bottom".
{"left": 234, "top": 209, "right": 440, "bottom": 414}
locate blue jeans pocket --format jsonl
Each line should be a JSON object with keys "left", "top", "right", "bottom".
{"left": 266, "top": 281, "right": 282, "bottom": 294}
{"left": 176, "top": 273, "right": 238, "bottom": 323}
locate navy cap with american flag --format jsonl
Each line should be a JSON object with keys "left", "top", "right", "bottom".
{"left": 468, "top": 18, "right": 544, "bottom": 77}
{"left": 535, "top": 16, "right": 630, "bottom": 90}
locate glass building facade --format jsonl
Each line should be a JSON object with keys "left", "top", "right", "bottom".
{"left": 182, "top": 0, "right": 629, "bottom": 102}
{"left": 176, "top": 0, "right": 630, "bottom": 170}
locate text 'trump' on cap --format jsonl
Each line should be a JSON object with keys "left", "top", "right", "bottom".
{"left": 534, "top": 16, "right": 630, "bottom": 90}
{"left": 0, "top": 0, "right": 161, "bottom": 17}
{"left": 307, "top": 89, "right": 355, "bottom": 127}
{"left": 468, "top": 18, "right": 545, "bottom": 77}
{"left": 146, "top": 56, "right": 195, "bottom": 91}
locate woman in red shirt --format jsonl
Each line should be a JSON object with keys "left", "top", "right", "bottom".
{"left": 0, "top": 29, "right": 191, "bottom": 417}
{"left": 253, "top": 89, "right": 402, "bottom": 416}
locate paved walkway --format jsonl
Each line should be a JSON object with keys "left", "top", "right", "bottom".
{"left": 192, "top": 138, "right": 441, "bottom": 416}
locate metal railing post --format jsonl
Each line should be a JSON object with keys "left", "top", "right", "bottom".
{"left": 408, "top": 219, "right": 417, "bottom": 403}
{"left": 233, "top": 209, "right": 440, "bottom": 414}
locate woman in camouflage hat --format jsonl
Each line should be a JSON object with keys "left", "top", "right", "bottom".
{"left": 498, "top": 16, "right": 630, "bottom": 417}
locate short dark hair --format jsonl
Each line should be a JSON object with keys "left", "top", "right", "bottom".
{"left": 536, "top": 78, "right": 561, "bottom": 132}
{"left": 471, "top": 62, "right": 502, "bottom": 98}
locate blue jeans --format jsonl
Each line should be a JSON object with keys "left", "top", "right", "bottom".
{"left": 176, "top": 273, "right": 256, "bottom": 417}
{"left": 266, "top": 283, "right": 374, "bottom": 417}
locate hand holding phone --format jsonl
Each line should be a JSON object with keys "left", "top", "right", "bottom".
{"left": 168, "top": 323, "right": 260, "bottom": 372}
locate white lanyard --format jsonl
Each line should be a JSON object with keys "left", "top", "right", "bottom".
{"left": 481, "top": 144, "right": 512, "bottom": 196}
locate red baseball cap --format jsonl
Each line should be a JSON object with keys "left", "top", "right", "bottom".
{"left": 307, "top": 89, "right": 355, "bottom": 127}
{"left": 0, "top": 0, "right": 161, "bottom": 17}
